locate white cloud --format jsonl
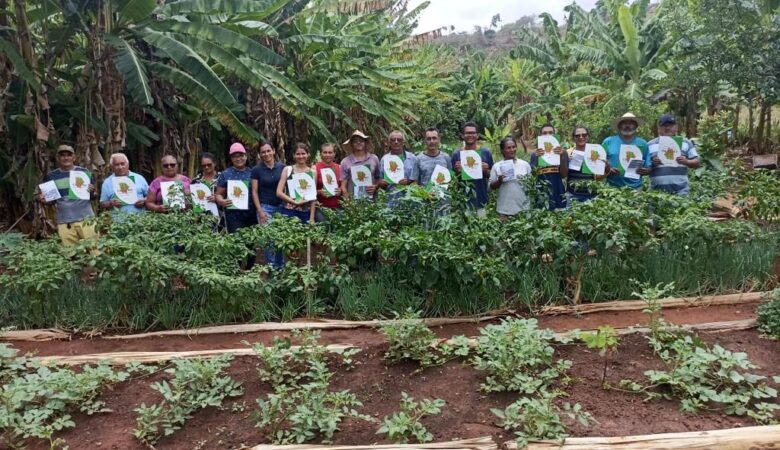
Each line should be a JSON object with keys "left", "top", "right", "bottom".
{"left": 409, "top": 0, "right": 599, "bottom": 34}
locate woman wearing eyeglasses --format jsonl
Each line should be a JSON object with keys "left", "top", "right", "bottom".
{"left": 145, "top": 155, "right": 192, "bottom": 213}
{"left": 566, "top": 126, "right": 610, "bottom": 203}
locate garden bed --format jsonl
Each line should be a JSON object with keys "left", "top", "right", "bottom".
{"left": 3, "top": 300, "right": 777, "bottom": 450}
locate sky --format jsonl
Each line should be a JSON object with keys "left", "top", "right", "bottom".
{"left": 409, "top": 0, "right": 599, "bottom": 34}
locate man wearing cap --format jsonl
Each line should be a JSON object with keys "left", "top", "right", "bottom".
{"left": 339, "top": 130, "right": 380, "bottom": 201}
{"left": 648, "top": 114, "right": 700, "bottom": 196}
{"left": 216, "top": 143, "right": 258, "bottom": 235}
{"left": 100, "top": 152, "right": 149, "bottom": 218}
{"left": 39, "top": 145, "right": 98, "bottom": 246}
{"left": 602, "top": 113, "right": 652, "bottom": 189}
{"left": 378, "top": 130, "right": 418, "bottom": 206}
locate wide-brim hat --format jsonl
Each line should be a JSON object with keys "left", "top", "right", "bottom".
{"left": 343, "top": 130, "right": 371, "bottom": 153}
{"left": 612, "top": 112, "right": 644, "bottom": 130}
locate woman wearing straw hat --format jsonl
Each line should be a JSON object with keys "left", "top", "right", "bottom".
{"left": 339, "top": 130, "right": 380, "bottom": 201}
{"left": 602, "top": 112, "right": 652, "bottom": 189}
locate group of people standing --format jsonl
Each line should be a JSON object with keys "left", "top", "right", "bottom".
{"left": 38, "top": 112, "right": 700, "bottom": 267}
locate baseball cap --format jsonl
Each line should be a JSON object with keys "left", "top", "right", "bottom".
{"left": 229, "top": 143, "right": 246, "bottom": 155}
{"left": 658, "top": 114, "right": 677, "bottom": 126}
{"left": 57, "top": 145, "right": 75, "bottom": 154}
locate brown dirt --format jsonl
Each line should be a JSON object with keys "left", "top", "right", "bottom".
{"left": 4, "top": 303, "right": 759, "bottom": 357}
{"left": 22, "top": 329, "right": 779, "bottom": 450}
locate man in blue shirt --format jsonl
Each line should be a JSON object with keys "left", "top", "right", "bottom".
{"left": 648, "top": 114, "right": 700, "bottom": 196}
{"left": 100, "top": 152, "right": 149, "bottom": 218}
{"left": 603, "top": 113, "right": 651, "bottom": 189}
{"left": 451, "top": 122, "right": 493, "bottom": 216}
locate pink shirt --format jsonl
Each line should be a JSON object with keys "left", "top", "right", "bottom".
{"left": 149, "top": 175, "right": 192, "bottom": 205}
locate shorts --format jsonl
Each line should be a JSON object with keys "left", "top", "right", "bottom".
{"left": 57, "top": 221, "right": 98, "bottom": 246}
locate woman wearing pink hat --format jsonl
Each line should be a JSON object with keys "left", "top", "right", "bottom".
{"left": 215, "top": 143, "right": 258, "bottom": 241}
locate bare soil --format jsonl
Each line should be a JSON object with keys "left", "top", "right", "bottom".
{"left": 5, "top": 302, "right": 777, "bottom": 450}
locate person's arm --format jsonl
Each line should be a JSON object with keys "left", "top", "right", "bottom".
{"left": 452, "top": 151, "right": 461, "bottom": 173}
{"left": 404, "top": 155, "right": 419, "bottom": 186}
{"left": 99, "top": 180, "right": 120, "bottom": 210}
{"left": 637, "top": 143, "right": 652, "bottom": 175}
{"left": 145, "top": 187, "right": 167, "bottom": 213}
{"left": 276, "top": 167, "right": 300, "bottom": 205}
{"left": 135, "top": 177, "right": 149, "bottom": 208}
{"left": 214, "top": 174, "right": 233, "bottom": 208}
{"left": 489, "top": 165, "right": 503, "bottom": 190}
{"left": 251, "top": 178, "right": 267, "bottom": 222}
{"left": 559, "top": 151, "right": 569, "bottom": 178}
{"left": 366, "top": 159, "right": 379, "bottom": 194}
{"left": 482, "top": 150, "right": 492, "bottom": 176}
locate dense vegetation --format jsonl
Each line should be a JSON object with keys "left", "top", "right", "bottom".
{"left": 0, "top": 0, "right": 778, "bottom": 235}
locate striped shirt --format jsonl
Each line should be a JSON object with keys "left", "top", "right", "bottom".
{"left": 43, "top": 167, "right": 95, "bottom": 224}
{"left": 647, "top": 137, "right": 699, "bottom": 196}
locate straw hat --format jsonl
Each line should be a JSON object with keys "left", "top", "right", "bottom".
{"left": 612, "top": 112, "right": 644, "bottom": 130}
{"left": 342, "top": 130, "right": 371, "bottom": 153}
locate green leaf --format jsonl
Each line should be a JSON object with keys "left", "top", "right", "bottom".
{"left": 106, "top": 36, "right": 153, "bottom": 106}
{"left": 0, "top": 39, "right": 41, "bottom": 92}
{"left": 115, "top": 0, "right": 158, "bottom": 25}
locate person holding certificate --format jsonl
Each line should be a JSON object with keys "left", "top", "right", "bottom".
{"left": 339, "top": 130, "right": 380, "bottom": 201}
{"left": 648, "top": 114, "right": 700, "bottom": 196}
{"left": 314, "top": 143, "right": 342, "bottom": 219}
{"left": 529, "top": 124, "right": 569, "bottom": 210}
{"left": 39, "top": 144, "right": 97, "bottom": 246}
{"left": 100, "top": 152, "right": 148, "bottom": 218}
{"left": 251, "top": 141, "right": 286, "bottom": 270}
{"left": 489, "top": 137, "right": 532, "bottom": 219}
{"left": 146, "top": 155, "right": 191, "bottom": 213}
{"left": 603, "top": 113, "right": 651, "bottom": 189}
{"left": 566, "top": 126, "right": 610, "bottom": 203}
{"left": 451, "top": 122, "right": 494, "bottom": 217}
{"left": 215, "top": 143, "right": 257, "bottom": 234}
{"left": 276, "top": 143, "right": 317, "bottom": 223}
{"left": 378, "top": 130, "right": 418, "bottom": 206}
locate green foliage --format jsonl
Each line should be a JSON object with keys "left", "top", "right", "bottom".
{"left": 472, "top": 318, "right": 571, "bottom": 394}
{"left": 736, "top": 169, "right": 780, "bottom": 223}
{"left": 757, "top": 290, "right": 780, "bottom": 339}
{"left": 377, "top": 392, "right": 445, "bottom": 444}
{"left": 620, "top": 331, "right": 779, "bottom": 424}
{"left": 0, "top": 344, "right": 129, "bottom": 449}
{"left": 133, "top": 355, "right": 243, "bottom": 446}
{"left": 492, "top": 395, "right": 593, "bottom": 448}
{"left": 579, "top": 325, "right": 620, "bottom": 385}
{"left": 380, "top": 310, "right": 444, "bottom": 368}
{"left": 696, "top": 112, "right": 733, "bottom": 159}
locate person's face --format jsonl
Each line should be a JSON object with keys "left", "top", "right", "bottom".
{"left": 57, "top": 151, "right": 75, "bottom": 169}
{"left": 200, "top": 158, "right": 215, "bottom": 175}
{"left": 658, "top": 123, "right": 677, "bottom": 136}
{"left": 350, "top": 137, "right": 366, "bottom": 152}
{"left": 230, "top": 152, "right": 247, "bottom": 169}
{"left": 573, "top": 128, "right": 589, "bottom": 147}
{"left": 501, "top": 140, "right": 517, "bottom": 160}
{"left": 161, "top": 157, "right": 178, "bottom": 177}
{"left": 540, "top": 126, "right": 555, "bottom": 136}
{"left": 424, "top": 131, "right": 440, "bottom": 150}
{"left": 388, "top": 133, "right": 404, "bottom": 152}
{"left": 619, "top": 121, "right": 638, "bottom": 138}
{"left": 320, "top": 146, "right": 335, "bottom": 164}
{"left": 112, "top": 158, "right": 129, "bottom": 176}
{"left": 462, "top": 126, "right": 478, "bottom": 145}
{"left": 260, "top": 145, "right": 275, "bottom": 164}
{"left": 294, "top": 148, "right": 309, "bottom": 164}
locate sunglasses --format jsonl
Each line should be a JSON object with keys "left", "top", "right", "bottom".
{"left": 162, "top": 163, "right": 177, "bottom": 168}
{"left": 574, "top": 134, "right": 589, "bottom": 138}
{"left": 389, "top": 138, "right": 403, "bottom": 142}
{"left": 201, "top": 163, "right": 213, "bottom": 168}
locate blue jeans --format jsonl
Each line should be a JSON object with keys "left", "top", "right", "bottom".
{"left": 259, "top": 204, "right": 285, "bottom": 270}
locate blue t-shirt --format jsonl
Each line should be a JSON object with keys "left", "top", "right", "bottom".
{"left": 451, "top": 148, "right": 494, "bottom": 209}
{"left": 602, "top": 135, "right": 651, "bottom": 189}
{"left": 529, "top": 152, "right": 568, "bottom": 210}
{"left": 218, "top": 165, "right": 255, "bottom": 213}
{"left": 100, "top": 172, "right": 149, "bottom": 216}
{"left": 250, "top": 162, "right": 284, "bottom": 207}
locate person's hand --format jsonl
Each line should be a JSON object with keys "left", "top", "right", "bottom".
{"left": 87, "top": 184, "right": 95, "bottom": 194}
{"left": 377, "top": 180, "right": 389, "bottom": 189}
{"left": 157, "top": 204, "right": 170, "bottom": 213}
{"left": 676, "top": 156, "right": 689, "bottom": 166}
{"left": 481, "top": 162, "right": 490, "bottom": 172}
{"left": 111, "top": 199, "right": 122, "bottom": 208}
{"left": 454, "top": 161, "right": 462, "bottom": 172}
{"left": 221, "top": 198, "right": 233, "bottom": 208}
{"left": 535, "top": 149, "right": 544, "bottom": 157}
{"left": 366, "top": 185, "right": 377, "bottom": 194}
{"left": 294, "top": 199, "right": 306, "bottom": 207}
{"left": 637, "top": 167, "right": 651, "bottom": 175}
{"left": 399, "top": 179, "right": 412, "bottom": 186}
{"left": 333, "top": 187, "right": 342, "bottom": 196}
{"left": 608, "top": 167, "right": 619, "bottom": 176}
{"left": 207, "top": 194, "right": 216, "bottom": 203}
{"left": 652, "top": 156, "right": 662, "bottom": 166}
{"left": 258, "top": 211, "right": 268, "bottom": 223}
{"left": 495, "top": 175, "right": 504, "bottom": 185}
{"left": 134, "top": 199, "right": 145, "bottom": 208}
{"left": 553, "top": 146, "right": 563, "bottom": 155}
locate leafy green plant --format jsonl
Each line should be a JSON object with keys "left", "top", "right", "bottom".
{"left": 133, "top": 355, "right": 243, "bottom": 446}
{"left": 634, "top": 281, "right": 676, "bottom": 338}
{"left": 472, "top": 318, "right": 571, "bottom": 394}
{"left": 757, "top": 290, "right": 780, "bottom": 339}
{"left": 377, "top": 392, "right": 445, "bottom": 444}
{"left": 381, "top": 309, "right": 444, "bottom": 368}
{"left": 492, "top": 394, "right": 593, "bottom": 448}
{"left": 579, "top": 325, "right": 620, "bottom": 385}
{"left": 0, "top": 344, "right": 129, "bottom": 449}
{"left": 619, "top": 332, "right": 779, "bottom": 424}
